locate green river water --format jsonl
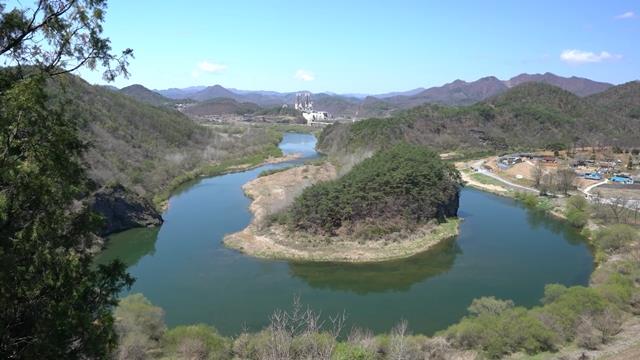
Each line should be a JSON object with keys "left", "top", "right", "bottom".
{"left": 96, "top": 133, "right": 593, "bottom": 336}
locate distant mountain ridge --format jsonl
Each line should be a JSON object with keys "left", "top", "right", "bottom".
{"left": 505, "top": 72, "right": 612, "bottom": 96}
{"left": 119, "top": 84, "right": 174, "bottom": 106}
{"left": 382, "top": 73, "right": 614, "bottom": 108}
{"left": 182, "top": 98, "right": 262, "bottom": 116}
{"left": 155, "top": 86, "right": 206, "bottom": 99}
{"left": 136, "top": 73, "right": 617, "bottom": 117}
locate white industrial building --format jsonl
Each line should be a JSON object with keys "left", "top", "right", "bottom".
{"left": 295, "top": 92, "right": 331, "bottom": 125}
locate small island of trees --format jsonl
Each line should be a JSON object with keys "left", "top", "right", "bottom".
{"left": 277, "top": 143, "right": 462, "bottom": 240}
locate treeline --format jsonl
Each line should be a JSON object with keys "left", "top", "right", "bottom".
{"left": 272, "top": 143, "right": 461, "bottom": 238}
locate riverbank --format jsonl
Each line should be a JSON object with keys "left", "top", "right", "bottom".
{"left": 152, "top": 145, "right": 300, "bottom": 212}
{"left": 458, "top": 157, "right": 640, "bottom": 359}
{"left": 223, "top": 161, "right": 461, "bottom": 263}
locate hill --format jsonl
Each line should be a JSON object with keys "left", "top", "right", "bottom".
{"left": 155, "top": 86, "right": 206, "bottom": 99}
{"left": 587, "top": 81, "right": 640, "bottom": 119}
{"left": 253, "top": 105, "right": 304, "bottom": 119}
{"left": 189, "top": 84, "right": 237, "bottom": 102}
{"left": 374, "top": 87, "right": 426, "bottom": 98}
{"left": 182, "top": 98, "right": 262, "bottom": 116}
{"left": 318, "top": 82, "right": 640, "bottom": 157}
{"left": 50, "top": 75, "right": 282, "bottom": 198}
{"left": 384, "top": 73, "right": 612, "bottom": 108}
{"left": 506, "top": 72, "right": 612, "bottom": 96}
{"left": 47, "top": 76, "right": 283, "bottom": 233}
{"left": 391, "top": 76, "right": 508, "bottom": 107}
{"left": 356, "top": 96, "right": 397, "bottom": 117}
{"left": 284, "top": 143, "right": 460, "bottom": 237}
{"left": 119, "top": 84, "right": 174, "bottom": 106}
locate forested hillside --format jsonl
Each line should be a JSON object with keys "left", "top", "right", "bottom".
{"left": 318, "top": 82, "right": 640, "bottom": 157}
{"left": 50, "top": 75, "right": 282, "bottom": 199}
{"left": 281, "top": 144, "right": 460, "bottom": 239}
{"left": 587, "top": 81, "right": 640, "bottom": 119}
{"left": 182, "top": 97, "right": 262, "bottom": 116}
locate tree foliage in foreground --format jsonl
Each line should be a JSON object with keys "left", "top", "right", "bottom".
{"left": 0, "top": 1, "right": 133, "bottom": 358}
{"left": 285, "top": 143, "right": 461, "bottom": 237}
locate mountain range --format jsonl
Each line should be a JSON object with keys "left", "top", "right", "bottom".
{"left": 120, "top": 72, "right": 619, "bottom": 118}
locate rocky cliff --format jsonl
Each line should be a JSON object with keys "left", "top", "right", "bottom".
{"left": 89, "top": 184, "right": 163, "bottom": 236}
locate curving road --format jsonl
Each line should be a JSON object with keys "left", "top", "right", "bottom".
{"left": 470, "top": 160, "right": 538, "bottom": 193}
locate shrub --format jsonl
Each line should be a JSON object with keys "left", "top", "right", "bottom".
{"left": 537, "top": 286, "right": 606, "bottom": 341}
{"left": 114, "top": 294, "right": 166, "bottom": 342}
{"left": 594, "top": 224, "right": 638, "bottom": 253}
{"left": 467, "top": 297, "right": 514, "bottom": 317}
{"left": 541, "top": 284, "right": 568, "bottom": 305}
{"left": 290, "top": 332, "right": 336, "bottom": 360}
{"left": 593, "top": 308, "right": 624, "bottom": 343}
{"left": 566, "top": 208, "right": 589, "bottom": 228}
{"left": 445, "top": 307, "right": 556, "bottom": 358}
{"left": 596, "top": 272, "right": 636, "bottom": 310}
{"left": 331, "top": 342, "right": 376, "bottom": 360}
{"left": 536, "top": 197, "right": 554, "bottom": 212}
{"left": 576, "top": 307, "right": 624, "bottom": 350}
{"left": 575, "top": 315, "right": 600, "bottom": 350}
{"left": 232, "top": 331, "right": 271, "bottom": 360}
{"left": 162, "top": 324, "right": 231, "bottom": 360}
{"left": 515, "top": 192, "right": 538, "bottom": 208}
{"left": 420, "top": 337, "right": 454, "bottom": 360}
{"left": 116, "top": 332, "right": 156, "bottom": 360}
{"left": 565, "top": 196, "right": 590, "bottom": 228}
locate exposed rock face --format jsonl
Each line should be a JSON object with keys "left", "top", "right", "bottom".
{"left": 89, "top": 184, "right": 163, "bottom": 236}
{"left": 438, "top": 190, "right": 460, "bottom": 219}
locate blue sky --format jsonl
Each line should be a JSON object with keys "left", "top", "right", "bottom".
{"left": 75, "top": 0, "right": 639, "bottom": 93}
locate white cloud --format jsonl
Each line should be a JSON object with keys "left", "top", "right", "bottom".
{"left": 198, "top": 61, "right": 227, "bottom": 73}
{"left": 560, "top": 49, "right": 622, "bottom": 64}
{"left": 615, "top": 11, "right": 636, "bottom": 19}
{"left": 294, "top": 69, "right": 315, "bottom": 81}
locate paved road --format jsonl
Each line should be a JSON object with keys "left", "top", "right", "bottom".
{"left": 580, "top": 180, "right": 640, "bottom": 210}
{"left": 583, "top": 180, "right": 608, "bottom": 195}
{"left": 470, "top": 160, "right": 538, "bottom": 193}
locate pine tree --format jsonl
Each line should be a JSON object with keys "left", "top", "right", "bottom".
{"left": 1, "top": 1, "right": 134, "bottom": 358}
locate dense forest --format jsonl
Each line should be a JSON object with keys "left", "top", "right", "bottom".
{"left": 318, "top": 82, "right": 640, "bottom": 157}
{"left": 279, "top": 143, "right": 461, "bottom": 238}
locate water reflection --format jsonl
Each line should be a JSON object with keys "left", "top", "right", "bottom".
{"left": 523, "top": 207, "right": 585, "bottom": 246}
{"left": 288, "top": 237, "right": 461, "bottom": 294}
{"left": 94, "top": 135, "right": 594, "bottom": 336}
{"left": 95, "top": 227, "right": 159, "bottom": 267}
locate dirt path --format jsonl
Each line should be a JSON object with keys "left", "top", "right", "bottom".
{"left": 456, "top": 160, "right": 509, "bottom": 194}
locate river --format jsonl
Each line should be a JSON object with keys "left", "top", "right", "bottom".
{"left": 95, "top": 132, "right": 594, "bottom": 336}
